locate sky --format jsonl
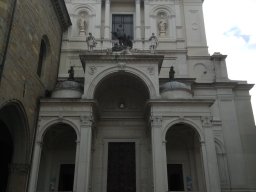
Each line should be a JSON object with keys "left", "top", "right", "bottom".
{"left": 203, "top": 0, "right": 256, "bottom": 123}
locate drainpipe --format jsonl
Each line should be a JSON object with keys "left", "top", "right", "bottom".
{"left": 0, "top": 0, "right": 17, "bottom": 84}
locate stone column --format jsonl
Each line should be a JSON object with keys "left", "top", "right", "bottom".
{"left": 201, "top": 116, "right": 221, "bottom": 192}
{"left": 104, "top": 0, "right": 111, "bottom": 39}
{"left": 144, "top": 0, "right": 150, "bottom": 39}
{"left": 28, "top": 141, "right": 43, "bottom": 192}
{"left": 150, "top": 116, "right": 167, "bottom": 192}
{"left": 75, "top": 116, "right": 93, "bottom": 192}
{"left": 135, "top": 0, "right": 141, "bottom": 40}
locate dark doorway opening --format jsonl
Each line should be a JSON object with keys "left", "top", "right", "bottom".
{"left": 58, "top": 164, "right": 75, "bottom": 191}
{"left": 0, "top": 121, "right": 13, "bottom": 191}
{"left": 107, "top": 142, "right": 136, "bottom": 192}
{"left": 167, "top": 164, "right": 184, "bottom": 191}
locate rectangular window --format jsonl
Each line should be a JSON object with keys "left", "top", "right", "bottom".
{"left": 58, "top": 164, "right": 75, "bottom": 191}
{"left": 112, "top": 14, "right": 133, "bottom": 40}
{"left": 167, "top": 164, "right": 184, "bottom": 191}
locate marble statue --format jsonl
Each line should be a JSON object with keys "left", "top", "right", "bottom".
{"left": 86, "top": 33, "right": 97, "bottom": 51}
{"left": 158, "top": 13, "right": 167, "bottom": 37}
{"left": 78, "top": 13, "right": 87, "bottom": 36}
{"left": 149, "top": 33, "right": 158, "bottom": 53}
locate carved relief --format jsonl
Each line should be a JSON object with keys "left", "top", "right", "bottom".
{"left": 194, "top": 63, "right": 207, "bottom": 79}
{"left": 192, "top": 23, "right": 199, "bottom": 30}
{"left": 117, "top": 62, "right": 126, "bottom": 71}
{"left": 148, "top": 67, "right": 155, "bottom": 75}
{"left": 201, "top": 116, "right": 212, "bottom": 127}
{"left": 88, "top": 66, "right": 97, "bottom": 75}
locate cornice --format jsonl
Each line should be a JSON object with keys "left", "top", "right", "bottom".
{"left": 146, "top": 98, "right": 215, "bottom": 107}
{"left": 194, "top": 81, "right": 254, "bottom": 91}
{"left": 51, "top": 0, "right": 72, "bottom": 30}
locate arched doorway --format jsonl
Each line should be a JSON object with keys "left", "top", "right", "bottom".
{"left": 0, "top": 101, "right": 29, "bottom": 192}
{"left": 37, "top": 123, "right": 77, "bottom": 192}
{"left": 91, "top": 72, "right": 152, "bottom": 192}
{"left": 165, "top": 123, "right": 206, "bottom": 192}
{"left": 0, "top": 121, "right": 13, "bottom": 191}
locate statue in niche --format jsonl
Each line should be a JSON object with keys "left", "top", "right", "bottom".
{"left": 86, "top": 32, "right": 97, "bottom": 51}
{"left": 78, "top": 12, "right": 87, "bottom": 36}
{"left": 158, "top": 13, "right": 168, "bottom": 38}
{"left": 149, "top": 33, "right": 158, "bottom": 53}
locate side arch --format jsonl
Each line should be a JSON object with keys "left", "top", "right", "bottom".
{"left": 85, "top": 66, "right": 158, "bottom": 99}
{"left": 162, "top": 118, "right": 205, "bottom": 142}
{"left": 37, "top": 118, "right": 80, "bottom": 143}
{"left": 0, "top": 99, "right": 30, "bottom": 163}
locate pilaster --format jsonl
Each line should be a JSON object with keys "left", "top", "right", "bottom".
{"left": 135, "top": 0, "right": 141, "bottom": 40}
{"left": 75, "top": 116, "right": 94, "bottom": 192}
{"left": 201, "top": 116, "right": 221, "bottom": 192}
{"left": 150, "top": 116, "right": 167, "bottom": 192}
{"left": 28, "top": 141, "right": 43, "bottom": 192}
{"left": 104, "top": 0, "right": 110, "bottom": 39}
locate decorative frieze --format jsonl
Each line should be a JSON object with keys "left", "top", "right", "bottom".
{"left": 88, "top": 66, "right": 97, "bottom": 75}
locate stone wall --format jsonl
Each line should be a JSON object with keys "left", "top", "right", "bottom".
{"left": 0, "top": 0, "right": 66, "bottom": 190}
{"left": 0, "top": 0, "right": 15, "bottom": 67}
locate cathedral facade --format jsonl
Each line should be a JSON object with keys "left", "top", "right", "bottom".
{"left": 1, "top": 0, "right": 256, "bottom": 192}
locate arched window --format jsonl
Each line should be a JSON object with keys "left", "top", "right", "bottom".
{"left": 37, "top": 39, "right": 46, "bottom": 76}
{"left": 37, "top": 36, "right": 50, "bottom": 77}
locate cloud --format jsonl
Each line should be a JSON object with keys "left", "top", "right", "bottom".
{"left": 224, "top": 27, "right": 250, "bottom": 43}
{"left": 203, "top": 0, "right": 256, "bottom": 122}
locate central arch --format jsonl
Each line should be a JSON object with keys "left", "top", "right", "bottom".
{"left": 91, "top": 72, "right": 153, "bottom": 192}
{"left": 94, "top": 72, "right": 150, "bottom": 117}
{"left": 85, "top": 66, "right": 157, "bottom": 99}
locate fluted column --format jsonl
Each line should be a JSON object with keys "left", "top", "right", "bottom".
{"left": 135, "top": 0, "right": 141, "bottom": 39}
{"left": 28, "top": 141, "right": 43, "bottom": 192}
{"left": 150, "top": 116, "right": 167, "bottom": 192}
{"left": 144, "top": 0, "right": 150, "bottom": 39}
{"left": 201, "top": 116, "right": 221, "bottom": 192}
{"left": 104, "top": 0, "right": 110, "bottom": 39}
{"left": 75, "top": 116, "right": 93, "bottom": 192}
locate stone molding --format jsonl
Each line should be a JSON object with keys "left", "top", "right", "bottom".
{"left": 9, "top": 163, "right": 30, "bottom": 174}
{"left": 50, "top": 0, "right": 72, "bottom": 30}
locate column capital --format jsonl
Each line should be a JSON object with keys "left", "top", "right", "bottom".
{"left": 201, "top": 116, "right": 213, "bottom": 128}
{"left": 80, "top": 115, "right": 94, "bottom": 128}
{"left": 150, "top": 116, "right": 162, "bottom": 128}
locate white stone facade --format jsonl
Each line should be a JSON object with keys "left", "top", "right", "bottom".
{"left": 28, "top": 0, "right": 256, "bottom": 192}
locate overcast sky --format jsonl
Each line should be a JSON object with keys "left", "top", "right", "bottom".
{"left": 203, "top": 0, "right": 256, "bottom": 122}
